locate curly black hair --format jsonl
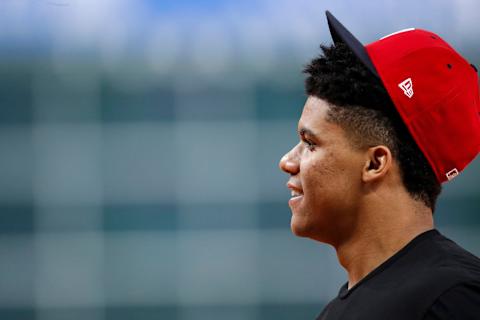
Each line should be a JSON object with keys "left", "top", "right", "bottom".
{"left": 303, "top": 43, "right": 441, "bottom": 211}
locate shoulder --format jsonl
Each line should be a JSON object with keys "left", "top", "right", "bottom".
{"left": 411, "top": 230, "right": 480, "bottom": 279}
{"left": 423, "top": 283, "right": 480, "bottom": 320}
{"left": 415, "top": 232, "right": 480, "bottom": 292}
{"left": 373, "top": 230, "right": 480, "bottom": 311}
{"left": 430, "top": 232, "right": 480, "bottom": 280}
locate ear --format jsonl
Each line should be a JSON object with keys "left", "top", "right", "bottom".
{"left": 362, "top": 146, "right": 393, "bottom": 183}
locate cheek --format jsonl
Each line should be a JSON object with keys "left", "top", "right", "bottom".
{"left": 301, "top": 150, "right": 359, "bottom": 198}
{"left": 300, "top": 151, "right": 336, "bottom": 187}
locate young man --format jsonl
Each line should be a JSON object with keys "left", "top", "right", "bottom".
{"left": 279, "top": 11, "right": 480, "bottom": 319}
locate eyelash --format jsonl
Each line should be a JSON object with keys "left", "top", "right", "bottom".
{"left": 303, "top": 139, "right": 315, "bottom": 150}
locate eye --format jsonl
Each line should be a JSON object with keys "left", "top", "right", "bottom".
{"left": 303, "top": 139, "right": 316, "bottom": 151}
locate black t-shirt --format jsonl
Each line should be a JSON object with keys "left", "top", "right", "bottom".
{"left": 316, "top": 229, "right": 480, "bottom": 320}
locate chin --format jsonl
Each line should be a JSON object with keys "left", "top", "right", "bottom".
{"left": 290, "top": 215, "right": 333, "bottom": 244}
{"left": 290, "top": 216, "right": 313, "bottom": 238}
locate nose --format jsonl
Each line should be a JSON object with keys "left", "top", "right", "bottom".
{"left": 279, "top": 144, "right": 300, "bottom": 175}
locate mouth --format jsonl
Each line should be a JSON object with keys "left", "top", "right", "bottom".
{"left": 287, "top": 182, "right": 304, "bottom": 207}
{"left": 290, "top": 189, "right": 303, "bottom": 198}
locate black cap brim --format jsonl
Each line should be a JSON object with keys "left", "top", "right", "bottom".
{"left": 326, "top": 11, "right": 379, "bottom": 78}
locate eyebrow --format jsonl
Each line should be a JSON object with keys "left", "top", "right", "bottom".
{"left": 298, "top": 127, "right": 317, "bottom": 138}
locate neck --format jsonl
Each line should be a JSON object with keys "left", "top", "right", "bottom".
{"left": 333, "top": 195, "right": 434, "bottom": 290}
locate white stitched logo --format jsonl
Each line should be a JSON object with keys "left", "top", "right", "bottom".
{"left": 446, "top": 168, "right": 459, "bottom": 181}
{"left": 398, "top": 78, "right": 414, "bottom": 98}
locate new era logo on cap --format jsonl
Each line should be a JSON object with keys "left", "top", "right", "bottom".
{"left": 398, "top": 78, "right": 414, "bottom": 98}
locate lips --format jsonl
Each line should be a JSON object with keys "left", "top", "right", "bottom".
{"left": 287, "top": 181, "right": 304, "bottom": 208}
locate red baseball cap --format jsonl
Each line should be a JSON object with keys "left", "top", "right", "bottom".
{"left": 325, "top": 11, "right": 480, "bottom": 183}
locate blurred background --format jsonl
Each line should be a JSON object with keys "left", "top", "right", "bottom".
{"left": 0, "top": 0, "right": 479, "bottom": 319}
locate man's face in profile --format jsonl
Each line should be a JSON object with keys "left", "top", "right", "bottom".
{"left": 279, "top": 96, "right": 365, "bottom": 245}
